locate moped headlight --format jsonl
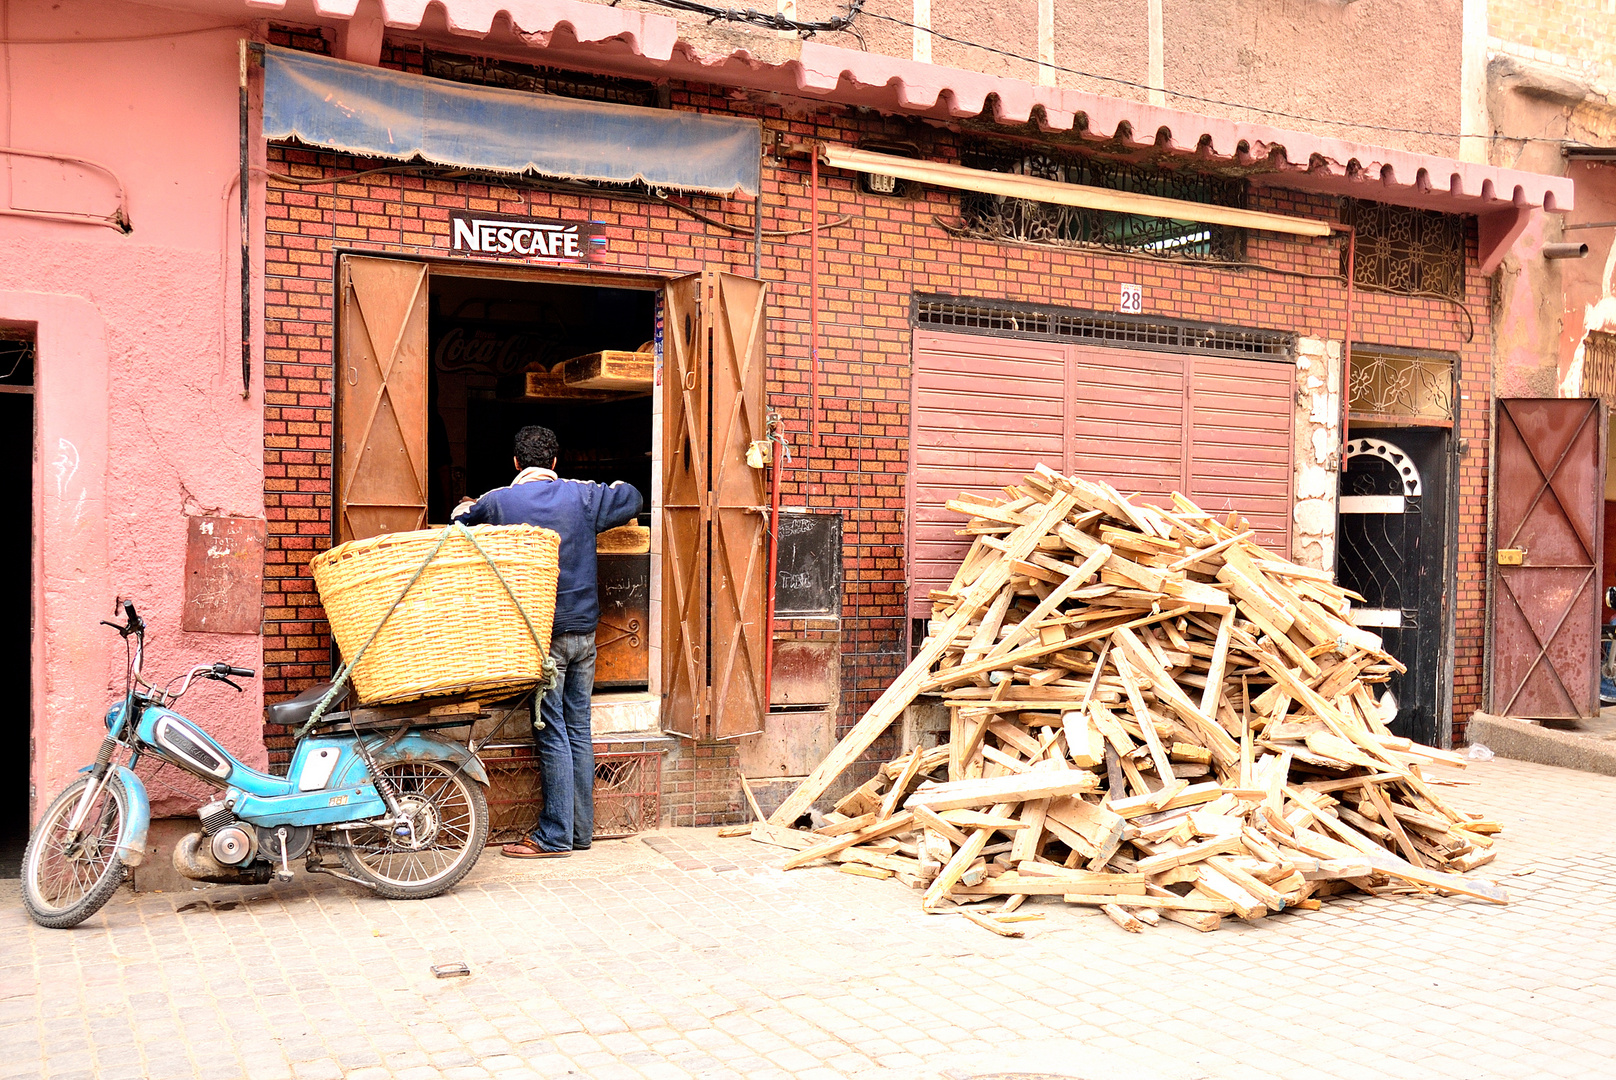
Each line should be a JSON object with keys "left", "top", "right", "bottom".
{"left": 104, "top": 702, "right": 124, "bottom": 730}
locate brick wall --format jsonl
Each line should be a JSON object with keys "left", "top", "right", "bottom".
{"left": 259, "top": 38, "right": 1493, "bottom": 807}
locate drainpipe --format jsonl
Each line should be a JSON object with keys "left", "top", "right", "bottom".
{"left": 810, "top": 148, "right": 821, "bottom": 448}
{"left": 763, "top": 415, "right": 783, "bottom": 709}
{"left": 239, "top": 39, "right": 253, "bottom": 399}
{"left": 762, "top": 411, "right": 790, "bottom": 713}
{"left": 1334, "top": 225, "right": 1356, "bottom": 458}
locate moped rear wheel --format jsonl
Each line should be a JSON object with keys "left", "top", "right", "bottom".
{"left": 22, "top": 775, "right": 130, "bottom": 929}
{"left": 336, "top": 760, "right": 489, "bottom": 900}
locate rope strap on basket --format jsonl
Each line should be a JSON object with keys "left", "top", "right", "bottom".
{"left": 295, "top": 522, "right": 559, "bottom": 741}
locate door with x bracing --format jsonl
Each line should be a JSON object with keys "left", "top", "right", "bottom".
{"left": 1489, "top": 398, "right": 1605, "bottom": 720}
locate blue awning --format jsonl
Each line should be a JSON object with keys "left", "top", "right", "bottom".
{"left": 261, "top": 45, "right": 760, "bottom": 199}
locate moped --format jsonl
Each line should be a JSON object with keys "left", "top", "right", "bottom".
{"left": 22, "top": 601, "right": 492, "bottom": 928}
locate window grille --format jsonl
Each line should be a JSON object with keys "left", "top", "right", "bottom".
{"left": 913, "top": 295, "right": 1293, "bottom": 360}
{"left": 424, "top": 50, "right": 659, "bottom": 107}
{"left": 1340, "top": 199, "right": 1466, "bottom": 301}
{"left": 1347, "top": 347, "right": 1454, "bottom": 422}
{"left": 954, "top": 143, "right": 1247, "bottom": 261}
{"left": 1583, "top": 330, "right": 1616, "bottom": 410}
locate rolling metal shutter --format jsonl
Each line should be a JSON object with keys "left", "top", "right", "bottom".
{"left": 910, "top": 329, "right": 1295, "bottom": 617}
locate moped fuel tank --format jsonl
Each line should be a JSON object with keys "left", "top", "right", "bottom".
{"left": 139, "top": 706, "right": 234, "bottom": 782}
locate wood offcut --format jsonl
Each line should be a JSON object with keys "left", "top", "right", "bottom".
{"left": 750, "top": 466, "right": 1506, "bottom": 935}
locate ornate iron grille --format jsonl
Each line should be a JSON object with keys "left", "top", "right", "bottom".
{"left": 1348, "top": 348, "right": 1454, "bottom": 422}
{"left": 1338, "top": 449, "right": 1421, "bottom": 725}
{"left": 914, "top": 295, "right": 1293, "bottom": 360}
{"left": 425, "top": 50, "right": 659, "bottom": 106}
{"left": 1340, "top": 199, "right": 1466, "bottom": 301}
{"left": 1582, "top": 330, "right": 1616, "bottom": 410}
{"left": 955, "top": 144, "right": 1247, "bottom": 261}
{"left": 479, "top": 744, "right": 662, "bottom": 844}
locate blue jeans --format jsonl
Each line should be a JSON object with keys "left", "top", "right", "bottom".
{"left": 532, "top": 631, "right": 597, "bottom": 851}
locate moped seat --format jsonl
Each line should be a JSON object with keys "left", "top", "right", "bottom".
{"left": 265, "top": 681, "right": 348, "bottom": 733}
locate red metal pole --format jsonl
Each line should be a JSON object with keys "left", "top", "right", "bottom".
{"left": 762, "top": 416, "right": 784, "bottom": 713}
{"left": 809, "top": 149, "right": 821, "bottom": 448}
{"left": 1338, "top": 225, "right": 1355, "bottom": 459}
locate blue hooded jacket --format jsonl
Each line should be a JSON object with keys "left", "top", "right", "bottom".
{"left": 454, "top": 469, "right": 644, "bottom": 635}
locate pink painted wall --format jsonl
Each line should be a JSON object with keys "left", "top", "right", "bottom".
{"left": 1, "top": 0, "right": 267, "bottom": 819}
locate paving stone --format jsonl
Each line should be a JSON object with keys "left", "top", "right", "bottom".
{"left": 5, "top": 758, "right": 1616, "bottom": 1080}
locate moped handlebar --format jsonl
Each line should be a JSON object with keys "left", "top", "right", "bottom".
{"left": 100, "top": 600, "right": 145, "bottom": 639}
{"left": 213, "top": 662, "right": 256, "bottom": 679}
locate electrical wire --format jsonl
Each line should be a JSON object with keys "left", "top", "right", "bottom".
{"left": 859, "top": 9, "right": 1584, "bottom": 146}
{"left": 654, "top": 191, "right": 851, "bottom": 237}
{"left": 0, "top": 24, "right": 249, "bottom": 44}
{"left": 617, "top": 0, "right": 863, "bottom": 35}
{"left": 933, "top": 214, "right": 1475, "bottom": 342}
{"left": 627, "top": 0, "right": 1584, "bottom": 146}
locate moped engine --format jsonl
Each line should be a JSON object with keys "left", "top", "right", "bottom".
{"left": 172, "top": 800, "right": 272, "bottom": 885}
{"left": 172, "top": 831, "right": 272, "bottom": 885}
{"left": 210, "top": 824, "right": 257, "bottom": 866}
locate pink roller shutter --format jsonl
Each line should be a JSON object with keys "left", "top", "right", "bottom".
{"left": 1186, "top": 355, "right": 1295, "bottom": 557}
{"left": 908, "top": 330, "right": 1296, "bottom": 618}
{"left": 910, "top": 331, "right": 1067, "bottom": 616}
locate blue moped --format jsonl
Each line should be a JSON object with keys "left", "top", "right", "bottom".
{"left": 22, "top": 601, "right": 492, "bottom": 928}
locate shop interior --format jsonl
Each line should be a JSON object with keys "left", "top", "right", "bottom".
{"left": 427, "top": 273, "right": 655, "bottom": 690}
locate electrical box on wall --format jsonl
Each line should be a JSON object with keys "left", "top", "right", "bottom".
{"left": 861, "top": 171, "right": 898, "bottom": 196}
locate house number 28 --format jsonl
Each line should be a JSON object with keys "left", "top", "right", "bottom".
{"left": 1119, "top": 283, "right": 1143, "bottom": 314}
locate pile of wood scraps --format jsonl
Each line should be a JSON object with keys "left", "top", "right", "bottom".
{"left": 748, "top": 466, "right": 1505, "bottom": 935}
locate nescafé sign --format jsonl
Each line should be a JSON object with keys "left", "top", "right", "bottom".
{"left": 448, "top": 210, "right": 603, "bottom": 261}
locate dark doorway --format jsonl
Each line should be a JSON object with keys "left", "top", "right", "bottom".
{"left": 426, "top": 273, "right": 655, "bottom": 691}
{"left": 1336, "top": 428, "right": 1450, "bottom": 745}
{"left": 0, "top": 333, "right": 34, "bottom": 877}
{"left": 425, "top": 275, "right": 654, "bottom": 520}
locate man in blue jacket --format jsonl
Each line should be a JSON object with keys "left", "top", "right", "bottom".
{"left": 454, "top": 425, "right": 644, "bottom": 858}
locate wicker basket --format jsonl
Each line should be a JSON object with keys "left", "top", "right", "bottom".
{"left": 311, "top": 524, "right": 560, "bottom": 706}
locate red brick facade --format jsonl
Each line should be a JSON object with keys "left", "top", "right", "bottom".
{"left": 260, "top": 37, "right": 1492, "bottom": 822}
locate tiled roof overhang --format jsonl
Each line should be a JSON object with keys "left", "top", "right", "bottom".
{"left": 231, "top": 0, "right": 1570, "bottom": 266}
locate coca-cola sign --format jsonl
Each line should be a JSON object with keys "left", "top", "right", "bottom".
{"left": 432, "top": 321, "right": 550, "bottom": 376}
{"left": 448, "top": 210, "right": 603, "bottom": 261}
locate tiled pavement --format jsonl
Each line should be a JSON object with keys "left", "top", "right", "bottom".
{"left": 3, "top": 757, "right": 1615, "bottom": 1080}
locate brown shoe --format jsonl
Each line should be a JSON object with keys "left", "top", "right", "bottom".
{"left": 501, "top": 840, "right": 569, "bottom": 859}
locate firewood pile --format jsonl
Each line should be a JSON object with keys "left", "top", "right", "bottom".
{"left": 749, "top": 466, "right": 1505, "bottom": 934}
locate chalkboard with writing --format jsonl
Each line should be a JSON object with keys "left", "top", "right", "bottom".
{"left": 774, "top": 511, "right": 842, "bottom": 619}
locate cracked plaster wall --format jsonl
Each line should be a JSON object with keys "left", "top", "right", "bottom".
{"left": 1, "top": 0, "right": 268, "bottom": 819}
{"left": 1292, "top": 336, "right": 1341, "bottom": 572}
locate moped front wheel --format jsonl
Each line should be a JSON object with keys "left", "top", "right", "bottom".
{"left": 22, "top": 774, "right": 131, "bottom": 929}
{"left": 335, "top": 760, "right": 489, "bottom": 900}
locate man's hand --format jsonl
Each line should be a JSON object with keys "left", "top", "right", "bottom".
{"left": 452, "top": 498, "right": 477, "bottom": 520}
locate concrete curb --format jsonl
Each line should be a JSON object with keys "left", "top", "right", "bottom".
{"left": 1469, "top": 710, "right": 1616, "bottom": 777}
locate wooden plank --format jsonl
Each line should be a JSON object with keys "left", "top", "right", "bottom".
{"left": 1060, "top": 891, "right": 1236, "bottom": 913}
{"left": 1134, "top": 834, "right": 1244, "bottom": 875}
{"left": 1112, "top": 644, "right": 1177, "bottom": 784}
{"left": 1107, "top": 781, "right": 1224, "bottom": 819}
{"left": 906, "top": 770, "right": 1101, "bottom": 811}
{"left": 1198, "top": 609, "right": 1235, "bottom": 719}
{"left": 985, "top": 546, "right": 1112, "bottom": 659}
{"left": 957, "top": 908, "right": 1026, "bottom": 937}
{"left": 781, "top": 812, "right": 916, "bottom": 870}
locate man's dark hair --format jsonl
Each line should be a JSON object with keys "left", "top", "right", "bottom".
{"left": 514, "top": 426, "right": 560, "bottom": 470}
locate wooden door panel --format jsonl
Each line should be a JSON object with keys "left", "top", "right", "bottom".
{"left": 660, "top": 273, "right": 706, "bottom": 738}
{"left": 337, "top": 257, "right": 429, "bottom": 543}
{"left": 1490, "top": 398, "right": 1604, "bottom": 719}
{"left": 707, "top": 272, "right": 768, "bottom": 738}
